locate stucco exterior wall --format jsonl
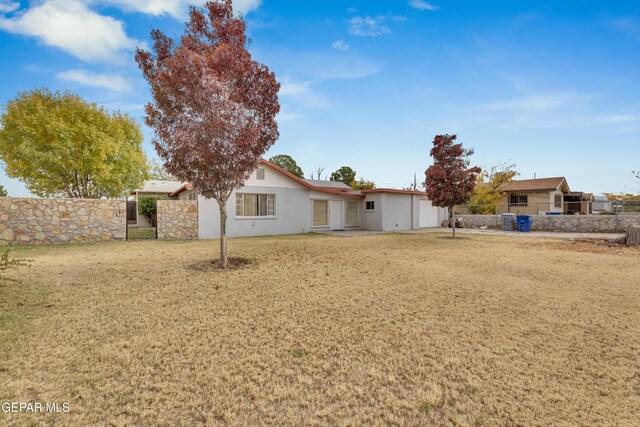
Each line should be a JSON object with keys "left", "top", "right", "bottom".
{"left": 198, "top": 186, "right": 311, "bottom": 238}
{"left": 496, "top": 191, "right": 556, "bottom": 215}
{"left": 309, "top": 190, "right": 363, "bottom": 231}
{"left": 459, "top": 214, "right": 640, "bottom": 233}
{"left": 363, "top": 193, "right": 383, "bottom": 231}
{"left": 157, "top": 200, "right": 198, "bottom": 240}
{"left": 0, "top": 197, "right": 125, "bottom": 244}
{"left": 381, "top": 193, "right": 413, "bottom": 231}
{"left": 178, "top": 189, "right": 197, "bottom": 201}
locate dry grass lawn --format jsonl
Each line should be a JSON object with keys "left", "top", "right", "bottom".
{"left": 1, "top": 233, "right": 639, "bottom": 426}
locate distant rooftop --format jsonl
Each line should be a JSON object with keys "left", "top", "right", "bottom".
{"left": 502, "top": 177, "right": 569, "bottom": 192}
{"left": 303, "top": 179, "right": 352, "bottom": 189}
{"left": 133, "top": 180, "right": 185, "bottom": 194}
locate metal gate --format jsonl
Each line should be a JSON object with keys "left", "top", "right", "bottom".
{"left": 126, "top": 200, "right": 137, "bottom": 222}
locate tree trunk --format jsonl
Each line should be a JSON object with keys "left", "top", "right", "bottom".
{"left": 451, "top": 208, "right": 456, "bottom": 239}
{"left": 626, "top": 225, "right": 640, "bottom": 246}
{"left": 218, "top": 200, "right": 228, "bottom": 268}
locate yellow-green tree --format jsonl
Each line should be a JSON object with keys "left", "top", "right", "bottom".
{"left": 0, "top": 88, "right": 148, "bottom": 198}
{"left": 351, "top": 177, "right": 376, "bottom": 190}
{"left": 468, "top": 162, "right": 518, "bottom": 214}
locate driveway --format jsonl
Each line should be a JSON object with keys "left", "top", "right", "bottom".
{"left": 400, "top": 227, "right": 624, "bottom": 240}
{"left": 317, "top": 228, "right": 624, "bottom": 240}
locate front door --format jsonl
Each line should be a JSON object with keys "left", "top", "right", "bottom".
{"left": 330, "top": 200, "right": 343, "bottom": 230}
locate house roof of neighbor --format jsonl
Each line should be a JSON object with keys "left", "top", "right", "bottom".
{"left": 133, "top": 180, "right": 186, "bottom": 195}
{"left": 361, "top": 188, "right": 430, "bottom": 196}
{"left": 303, "top": 179, "right": 352, "bottom": 189}
{"left": 502, "top": 177, "right": 569, "bottom": 193}
{"left": 258, "top": 159, "right": 364, "bottom": 198}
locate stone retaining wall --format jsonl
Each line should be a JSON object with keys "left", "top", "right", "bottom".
{"left": 458, "top": 214, "right": 639, "bottom": 233}
{"left": 0, "top": 197, "right": 126, "bottom": 244}
{"left": 157, "top": 200, "right": 198, "bottom": 240}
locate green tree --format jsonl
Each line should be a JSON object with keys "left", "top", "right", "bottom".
{"left": 149, "top": 158, "right": 176, "bottom": 180}
{"left": 0, "top": 88, "right": 149, "bottom": 199}
{"left": 467, "top": 162, "right": 518, "bottom": 214}
{"left": 330, "top": 166, "right": 356, "bottom": 185}
{"left": 149, "top": 159, "right": 178, "bottom": 181}
{"left": 269, "top": 154, "right": 304, "bottom": 178}
{"left": 351, "top": 177, "right": 376, "bottom": 190}
{"left": 0, "top": 185, "right": 6, "bottom": 197}
{"left": 137, "top": 195, "right": 166, "bottom": 227}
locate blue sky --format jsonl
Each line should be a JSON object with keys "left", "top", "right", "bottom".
{"left": 1, "top": 0, "right": 639, "bottom": 196}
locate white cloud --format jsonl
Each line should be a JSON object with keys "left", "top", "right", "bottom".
{"left": 279, "top": 78, "right": 327, "bottom": 109}
{"left": 56, "top": 69, "right": 133, "bottom": 92}
{"left": 348, "top": 16, "right": 390, "bottom": 37}
{"left": 98, "top": 0, "right": 262, "bottom": 18}
{"left": 331, "top": 39, "right": 349, "bottom": 51}
{"left": 0, "top": 1, "right": 19, "bottom": 13}
{"left": 409, "top": 0, "right": 439, "bottom": 11}
{"left": 479, "top": 92, "right": 589, "bottom": 114}
{"left": 0, "top": 0, "right": 143, "bottom": 63}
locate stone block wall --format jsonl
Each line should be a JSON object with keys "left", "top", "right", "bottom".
{"left": 0, "top": 197, "right": 126, "bottom": 245}
{"left": 156, "top": 200, "right": 198, "bottom": 240}
{"left": 458, "top": 214, "right": 640, "bottom": 233}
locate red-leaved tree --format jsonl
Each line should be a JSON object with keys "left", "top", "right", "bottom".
{"left": 425, "top": 134, "right": 481, "bottom": 239}
{"left": 135, "top": 0, "right": 280, "bottom": 268}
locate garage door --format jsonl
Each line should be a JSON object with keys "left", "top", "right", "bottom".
{"left": 419, "top": 199, "right": 440, "bottom": 227}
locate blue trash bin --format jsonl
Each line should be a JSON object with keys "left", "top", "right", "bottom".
{"left": 516, "top": 215, "right": 531, "bottom": 232}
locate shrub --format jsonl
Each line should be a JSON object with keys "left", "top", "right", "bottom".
{"left": 0, "top": 249, "right": 30, "bottom": 286}
{"left": 137, "top": 195, "right": 166, "bottom": 227}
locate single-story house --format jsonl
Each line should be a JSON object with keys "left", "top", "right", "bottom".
{"left": 170, "top": 159, "right": 447, "bottom": 238}
{"left": 129, "top": 180, "right": 185, "bottom": 227}
{"left": 564, "top": 192, "right": 595, "bottom": 215}
{"left": 593, "top": 196, "right": 613, "bottom": 213}
{"left": 496, "top": 177, "right": 593, "bottom": 215}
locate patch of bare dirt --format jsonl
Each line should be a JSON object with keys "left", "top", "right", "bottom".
{"left": 189, "top": 256, "right": 255, "bottom": 271}
{"left": 521, "top": 238, "right": 640, "bottom": 255}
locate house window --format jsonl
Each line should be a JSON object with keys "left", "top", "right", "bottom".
{"left": 508, "top": 194, "right": 528, "bottom": 206}
{"left": 236, "top": 193, "right": 275, "bottom": 217}
{"left": 346, "top": 200, "right": 359, "bottom": 226}
{"left": 256, "top": 168, "right": 265, "bottom": 180}
{"left": 366, "top": 201, "right": 375, "bottom": 211}
{"left": 313, "top": 200, "right": 328, "bottom": 227}
{"left": 554, "top": 193, "right": 562, "bottom": 208}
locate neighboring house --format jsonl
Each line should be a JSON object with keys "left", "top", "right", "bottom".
{"left": 564, "top": 192, "right": 595, "bottom": 215}
{"left": 593, "top": 196, "right": 613, "bottom": 213}
{"left": 496, "top": 177, "right": 593, "bottom": 215}
{"left": 130, "top": 180, "right": 185, "bottom": 227}
{"left": 170, "top": 159, "right": 447, "bottom": 239}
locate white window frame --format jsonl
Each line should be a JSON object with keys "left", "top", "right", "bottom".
{"left": 312, "top": 199, "right": 329, "bottom": 228}
{"left": 256, "top": 168, "right": 266, "bottom": 180}
{"left": 554, "top": 193, "right": 563, "bottom": 208}
{"left": 345, "top": 200, "right": 360, "bottom": 226}
{"left": 235, "top": 193, "right": 276, "bottom": 218}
